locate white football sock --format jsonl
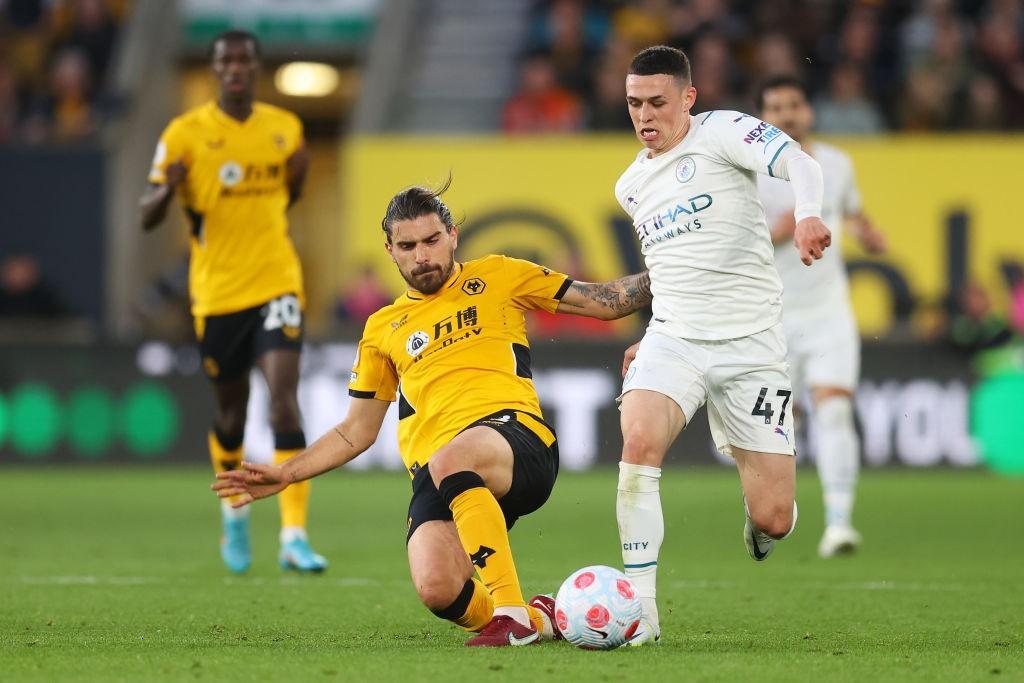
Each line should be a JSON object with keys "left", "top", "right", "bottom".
{"left": 221, "top": 500, "right": 250, "bottom": 520}
{"left": 814, "top": 395, "right": 859, "bottom": 528}
{"left": 280, "top": 526, "right": 307, "bottom": 544}
{"left": 617, "top": 462, "right": 663, "bottom": 629}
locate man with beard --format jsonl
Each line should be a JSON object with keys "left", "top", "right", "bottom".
{"left": 213, "top": 179, "right": 652, "bottom": 647}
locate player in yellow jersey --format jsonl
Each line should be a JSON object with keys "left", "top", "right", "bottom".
{"left": 140, "top": 30, "right": 326, "bottom": 574}
{"left": 213, "top": 180, "right": 652, "bottom": 646}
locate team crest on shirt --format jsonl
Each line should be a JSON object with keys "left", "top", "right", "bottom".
{"left": 218, "top": 161, "right": 243, "bottom": 187}
{"left": 675, "top": 156, "right": 696, "bottom": 183}
{"left": 406, "top": 331, "right": 430, "bottom": 357}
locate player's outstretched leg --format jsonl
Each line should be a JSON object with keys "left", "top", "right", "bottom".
{"left": 735, "top": 448, "right": 796, "bottom": 562}
{"left": 617, "top": 389, "right": 685, "bottom": 646}
{"left": 429, "top": 427, "right": 540, "bottom": 647}
{"left": 812, "top": 391, "right": 862, "bottom": 557}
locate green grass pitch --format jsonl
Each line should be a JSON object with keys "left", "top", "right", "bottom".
{"left": 1, "top": 466, "right": 1021, "bottom": 682}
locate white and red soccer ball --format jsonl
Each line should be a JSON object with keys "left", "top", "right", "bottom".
{"left": 554, "top": 565, "right": 642, "bottom": 649}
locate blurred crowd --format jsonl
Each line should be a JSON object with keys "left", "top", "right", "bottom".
{"left": 0, "top": 0, "right": 130, "bottom": 145}
{"left": 504, "top": 0, "right": 1024, "bottom": 134}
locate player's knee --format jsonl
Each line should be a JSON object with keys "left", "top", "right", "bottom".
{"left": 752, "top": 503, "right": 794, "bottom": 539}
{"left": 267, "top": 394, "right": 301, "bottom": 433}
{"left": 815, "top": 395, "right": 853, "bottom": 429}
{"left": 621, "top": 431, "right": 665, "bottom": 467}
{"left": 416, "top": 576, "right": 462, "bottom": 614}
{"left": 428, "top": 448, "right": 462, "bottom": 486}
{"left": 214, "top": 406, "right": 247, "bottom": 437}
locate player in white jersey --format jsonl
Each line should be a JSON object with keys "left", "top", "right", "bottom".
{"left": 612, "top": 46, "right": 832, "bottom": 646}
{"left": 754, "top": 77, "right": 887, "bottom": 559}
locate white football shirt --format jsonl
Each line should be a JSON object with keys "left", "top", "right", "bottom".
{"left": 759, "top": 141, "right": 862, "bottom": 318}
{"left": 615, "top": 110, "right": 800, "bottom": 340}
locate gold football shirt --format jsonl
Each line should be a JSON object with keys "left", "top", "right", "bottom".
{"left": 149, "top": 101, "right": 304, "bottom": 316}
{"left": 349, "top": 255, "right": 571, "bottom": 474}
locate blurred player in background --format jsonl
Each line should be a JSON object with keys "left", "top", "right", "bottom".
{"left": 615, "top": 46, "right": 832, "bottom": 645}
{"left": 214, "top": 181, "right": 653, "bottom": 646}
{"left": 139, "top": 30, "right": 326, "bottom": 574}
{"left": 756, "top": 76, "right": 887, "bottom": 558}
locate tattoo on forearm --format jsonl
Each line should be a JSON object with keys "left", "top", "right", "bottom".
{"left": 333, "top": 427, "right": 355, "bottom": 449}
{"left": 568, "top": 271, "right": 652, "bottom": 316}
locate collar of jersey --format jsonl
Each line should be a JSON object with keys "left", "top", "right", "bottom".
{"left": 209, "top": 101, "right": 257, "bottom": 128}
{"left": 405, "top": 262, "right": 463, "bottom": 300}
{"left": 642, "top": 112, "right": 699, "bottom": 163}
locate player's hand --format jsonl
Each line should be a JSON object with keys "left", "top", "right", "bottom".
{"left": 858, "top": 219, "right": 887, "bottom": 255}
{"left": 211, "top": 462, "right": 290, "bottom": 508}
{"left": 794, "top": 217, "right": 832, "bottom": 266}
{"left": 164, "top": 161, "right": 187, "bottom": 189}
{"left": 621, "top": 341, "right": 640, "bottom": 379}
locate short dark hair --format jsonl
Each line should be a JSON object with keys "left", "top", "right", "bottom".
{"left": 754, "top": 76, "right": 809, "bottom": 113}
{"left": 209, "top": 29, "right": 261, "bottom": 60}
{"left": 628, "top": 45, "right": 691, "bottom": 83}
{"left": 381, "top": 175, "right": 457, "bottom": 241}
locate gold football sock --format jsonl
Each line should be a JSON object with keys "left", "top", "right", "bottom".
{"left": 274, "top": 444, "right": 309, "bottom": 530}
{"left": 439, "top": 471, "right": 526, "bottom": 609}
{"left": 526, "top": 605, "right": 547, "bottom": 634}
{"left": 208, "top": 430, "right": 244, "bottom": 507}
{"left": 432, "top": 578, "right": 494, "bottom": 632}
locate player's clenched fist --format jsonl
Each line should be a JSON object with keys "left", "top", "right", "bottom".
{"left": 794, "top": 217, "right": 831, "bottom": 266}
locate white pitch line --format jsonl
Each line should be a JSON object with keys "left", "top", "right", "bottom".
{"left": 667, "top": 579, "right": 966, "bottom": 592}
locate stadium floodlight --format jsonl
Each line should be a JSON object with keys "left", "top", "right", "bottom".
{"left": 274, "top": 62, "right": 339, "bottom": 97}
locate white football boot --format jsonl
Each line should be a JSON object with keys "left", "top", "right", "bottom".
{"left": 817, "top": 525, "right": 862, "bottom": 558}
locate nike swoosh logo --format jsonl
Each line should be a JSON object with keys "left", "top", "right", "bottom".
{"left": 588, "top": 628, "right": 609, "bottom": 639}
{"left": 750, "top": 532, "right": 769, "bottom": 560}
{"left": 507, "top": 630, "right": 540, "bottom": 646}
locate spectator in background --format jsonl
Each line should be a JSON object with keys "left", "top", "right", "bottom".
{"left": 814, "top": 61, "right": 884, "bottom": 134}
{"left": 689, "top": 32, "right": 744, "bottom": 112}
{"left": 23, "top": 46, "right": 97, "bottom": 142}
{"left": 976, "top": 9, "right": 1024, "bottom": 126}
{"left": 528, "top": 0, "right": 607, "bottom": 97}
{"left": 335, "top": 266, "right": 393, "bottom": 324}
{"left": 53, "top": 0, "right": 118, "bottom": 83}
{"left": 0, "top": 253, "right": 64, "bottom": 317}
{"left": 587, "top": 53, "right": 632, "bottom": 131}
{"left": 752, "top": 33, "right": 801, "bottom": 81}
{"left": 0, "top": 58, "right": 22, "bottom": 142}
{"left": 959, "top": 73, "right": 1007, "bottom": 129}
{"left": 503, "top": 51, "right": 583, "bottom": 134}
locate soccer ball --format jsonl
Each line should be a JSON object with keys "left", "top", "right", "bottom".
{"left": 554, "top": 565, "right": 642, "bottom": 650}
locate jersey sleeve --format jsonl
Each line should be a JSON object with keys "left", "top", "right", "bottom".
{"left": 147, "top": 119, "right": 189, "bottom": 185}
{"left": 285, "top": 112, "right": 305, "bottom": 156}
{"left": 348, "top": 321, "right": 398, "bottom": 402}
{"left": 842, "top": 156, "right": 863, "bottom": 216}
{"left": 501, "top": 256, "right": 573, "bottom": 312}
{"left": 705, "top": 111, "right": 798, "bottom": 179}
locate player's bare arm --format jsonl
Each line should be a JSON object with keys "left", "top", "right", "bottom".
{"left": 139, "top": 161, "right": 187, "bottom": 231}
{"left": 556, "top": 271, "right": 652, "bottom": 320}
{"left": 769, "top": 212, "right": 797, "bottom": 245}
{"left": 848, "top": 213, "right": 887, "bottom": 254}
{"left": 286, "top": 143, "right": 310, "bottom": 207}
{"left": 212, "top": 397, "right": 389, "bottom": 506}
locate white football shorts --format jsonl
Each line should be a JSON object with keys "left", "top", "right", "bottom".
{"left": 782, "top": 311, "right": 860, "bottom": 396}
{"left": 620, "top": 321, "right": 795, "bottom": 457}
